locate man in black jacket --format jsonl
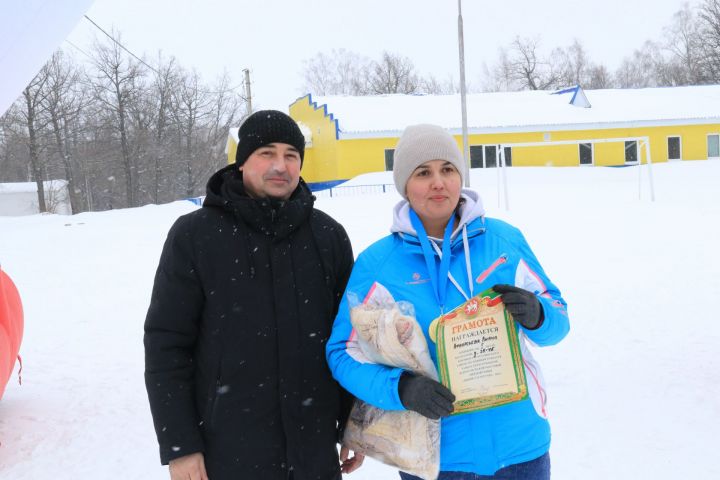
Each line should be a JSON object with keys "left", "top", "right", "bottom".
{"left": 144, "top": 110, "right": 364, "bottom": 480}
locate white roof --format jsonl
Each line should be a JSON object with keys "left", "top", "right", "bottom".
{"left": 0, "top": 179, "right": 68, "bottom": 193}
{"left": 304, "top": 85, "right": 720, "bottom": 138}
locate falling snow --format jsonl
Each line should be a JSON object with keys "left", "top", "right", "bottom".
{"left": 1, "top": 162, "right": 718, "bottom": 479}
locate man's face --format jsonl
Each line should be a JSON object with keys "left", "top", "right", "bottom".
{"left": 240, "top": 143, "right": 302, "bottom": 200}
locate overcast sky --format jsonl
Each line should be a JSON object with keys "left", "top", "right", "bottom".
{"left": 65, "top": 0, "right": 694, "bottom": 111}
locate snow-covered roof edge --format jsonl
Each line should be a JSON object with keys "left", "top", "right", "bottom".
{"left": 338, "top": 117, "right": 720, "bottom": 139}
{"left": 295, "top": 94, "right": 341, "bottom": 140}
{"left": 0, "top": 179, "right": 69, "bottom": 193}
{"left": 306, "top": 85, "right": 720, "bottom": 137}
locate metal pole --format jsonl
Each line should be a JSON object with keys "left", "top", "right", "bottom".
{"left": 496, "top": 146, "right": 501, "bottom": 207}
{"left": 243, "top": 68, "right": 252, "bottom": 114}
{"left": 458, "top": 0, "right": 470, "bottom": 187}
{"left": 637, "top": 141, "right": 643, "bottom": 200}
{"left": 644, "top": 137, "right": 656, "bottom": 201}
{"left": 500, "top": 145, "right": 509, "bottom": 210}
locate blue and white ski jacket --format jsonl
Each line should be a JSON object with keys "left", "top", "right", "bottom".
{"left": 326, "top": 190, "right": 570, "bottom": 476}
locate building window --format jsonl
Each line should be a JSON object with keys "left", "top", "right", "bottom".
{"left": 502, "top": 147, "right": 513, "bottom": 166}
{"left": 667, "top": 137, "right": 681, "bottom": 160}
{"left": 384, "top": 149, "right": 394, "bottom": 171}
{"left": 484, "top": 145, "right": 497, "bottom": 168}
{"left": 708, "top": 134, "right": 720, "bottom": 159}
{"left": 469, "top": 145, "right": 510, "bottom": 167}
{"left": 470, "top": 146, "right": 484, "bottom": 168}
{"left": 625, "top": 141, "right": 638, "bottom": 163}
{"left": 579, "top": 143, "right": 593, "bottom": 165}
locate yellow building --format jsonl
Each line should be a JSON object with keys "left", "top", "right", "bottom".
{"left": 229, "top": 85, "right": 720, "bottom": 188}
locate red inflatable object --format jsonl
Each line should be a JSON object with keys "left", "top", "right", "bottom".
{"left": 0, "top": 267, "right": 23, "bottom": 400}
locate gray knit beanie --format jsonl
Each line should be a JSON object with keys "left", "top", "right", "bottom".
{"left": 392, "top": 124, "right": 465, "bottom": 199}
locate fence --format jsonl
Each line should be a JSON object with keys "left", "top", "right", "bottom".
{"left": 312, "top": 183, "right": 396, "bottom": 198}
{"left": 184, "top": 184, "right": 396, "bottom": 204}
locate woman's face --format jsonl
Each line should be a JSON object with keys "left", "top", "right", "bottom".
{"left": 405, "top": 159, "right": 462, "bottom": 231}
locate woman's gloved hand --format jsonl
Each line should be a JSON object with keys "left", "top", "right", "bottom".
{"left": 493, "top": 284, "right": 544, "bottom": 330}
{"left": 398, "top": 373, "right": 455, "bottom": 419}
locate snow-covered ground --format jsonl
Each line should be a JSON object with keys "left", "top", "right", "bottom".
{"left": 1, "top": 161, "right": 718, "bottom": 479}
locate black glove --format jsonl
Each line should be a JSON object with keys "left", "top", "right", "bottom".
{"left": 398, "top": 373, "right": 455, "bottom": 420}
{"left": 493, "top": 284, "right": 544, "bottom": 330}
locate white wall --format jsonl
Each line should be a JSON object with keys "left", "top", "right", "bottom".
{"left": 0, "top": 180, "right": 72, "bottom": 216}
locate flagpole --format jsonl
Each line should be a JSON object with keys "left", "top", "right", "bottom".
{"left": 458, "top": 0, "right": 471, "bottom": 187}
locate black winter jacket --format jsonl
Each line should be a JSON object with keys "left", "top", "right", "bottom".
{"left": 144, "top": 165, "right": 354, "bottom": 480}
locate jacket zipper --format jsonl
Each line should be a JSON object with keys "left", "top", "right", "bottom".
{"left": 209, "top": 378, "right": 221, "bottom": 429}
{"left": 206, "top": 358, "right": 223, "bottom": 430}
{"left": 475, "top": 253, "right": 508, "bottom": 284}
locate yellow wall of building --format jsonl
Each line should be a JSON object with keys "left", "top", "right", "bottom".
{"left": 226, "top": 136, "right": 238, "bottom": 165}
{"left": 336, "top": 137, "right": 397, "bottom": 179}
{"left": 472, "top": 125, "right": 720, "bottom": 166}
{"left": 287, "top": 96, "right": 720, "bottom": 182}
{"left": 503, "top": 129, "right": 643, "bottom": 166}
{"left": 490, "top": 128, "right": 645, "bottom": 166}
{"left": 671, "top": 125, "right": 720, "bottom": 161}
{"left": 332, "top": 125, "right": 720, "bottom": 176}
{"left": 289, "top": 95, "right": 341, "bottom": 183}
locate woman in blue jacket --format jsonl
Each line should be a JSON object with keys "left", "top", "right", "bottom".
{"left": 326, "top": 124, "right": 569, "bottom": 479}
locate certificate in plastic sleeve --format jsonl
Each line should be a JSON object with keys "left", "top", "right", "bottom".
{"left": 430, "top": 289, "right": 528, "bottom": 414}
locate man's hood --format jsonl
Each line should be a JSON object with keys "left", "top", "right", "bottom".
{"left": 202, "top": 164, "right": 313, "bottom": 210}
{"left": 203, "top": 164, "right": 239, "bottom": 208}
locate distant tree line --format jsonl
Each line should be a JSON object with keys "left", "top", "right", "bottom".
{"left": 302, "top": 0, "right": 720, "bottom": 94}
{"left": 301, "top": 49, "right": 460, "bottom": 96}
{"left": 0, "top": 33, "right": 246, "bottom": 213}
{"left": 3, "top": 1, "right": 719, "bottom": 214}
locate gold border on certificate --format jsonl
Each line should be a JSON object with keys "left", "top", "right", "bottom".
{"left": 431, "top": 289, "right": 528, "bottom": 414}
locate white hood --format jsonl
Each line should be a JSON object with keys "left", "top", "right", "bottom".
{"left": 390, "top": 189, "right": 486, "bottom": 239}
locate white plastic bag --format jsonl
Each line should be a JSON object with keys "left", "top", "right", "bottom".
{"left": 342, "top": 282, "right": 440, "bottom": 480}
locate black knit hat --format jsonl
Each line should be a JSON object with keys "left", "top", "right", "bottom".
{"left": 235, "top": 110, "right": 306, "bottom": 166}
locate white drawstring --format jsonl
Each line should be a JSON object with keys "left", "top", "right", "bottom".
{"left": 462, "top": 225, "right": 474, "bottom": 298}
{"left": 429, "top": 223, "right": 474, "bottom": 301}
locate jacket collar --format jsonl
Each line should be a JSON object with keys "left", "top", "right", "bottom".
{"left": 391, "top": 189, "right": 487, "bottom": 247}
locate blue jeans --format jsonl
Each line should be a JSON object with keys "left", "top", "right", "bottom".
{"left": 398, "top": 452, "right": 550, "bottom": 480}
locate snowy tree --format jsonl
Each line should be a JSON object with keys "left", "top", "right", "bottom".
{"left": 368, "top": 51, "right": 420, "bottom": 94}
{"left": 585, "top": 64, "right": 614, "bottom": 89}
{"left": 169, "top": 69, "right": 243, "bottom": 198}
{"left": 418, "top": 74, "right": 460, "bottom": 95}
{"left": 43, "top": 51, "right": 87, "bottom": 212}
{"left": 301, "top": 49, "right": 446, "bottom": 96}
{"left": 548, "top": 39, "right": 613, "bottom": 88}
{"left": 0, "top": 39, "right": 248, "bottom": 211}
{"left": 660, "top": 3, "right": 706, "bottom": 85}
{"left": 19, "top": 67, "right": 52, "bottom": 212}
{"left": 144, "top": 54, "right": 180, "bottom": 204}
{"left": 551, "top": 40, "right": 591, "bottom": 87}
{"left": 506, "top": 36, "right": 561, "bottom": 90}
{"left": 88, "top": 32, "right": 144, "bottom": 208}
{"left": 301, "top": 49, "right": 373, "bottom": 95}
{"left": 481, "top": 48, "right": 518, "bottom": 92}
{"left": 698, "top": 0, "right": 720, "bottom": 82}
{"left": 615, "top": 41, "right": 666, "bottom": 88}
{"left": 482, "top": 37, "right": 561, "bottom": 91}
